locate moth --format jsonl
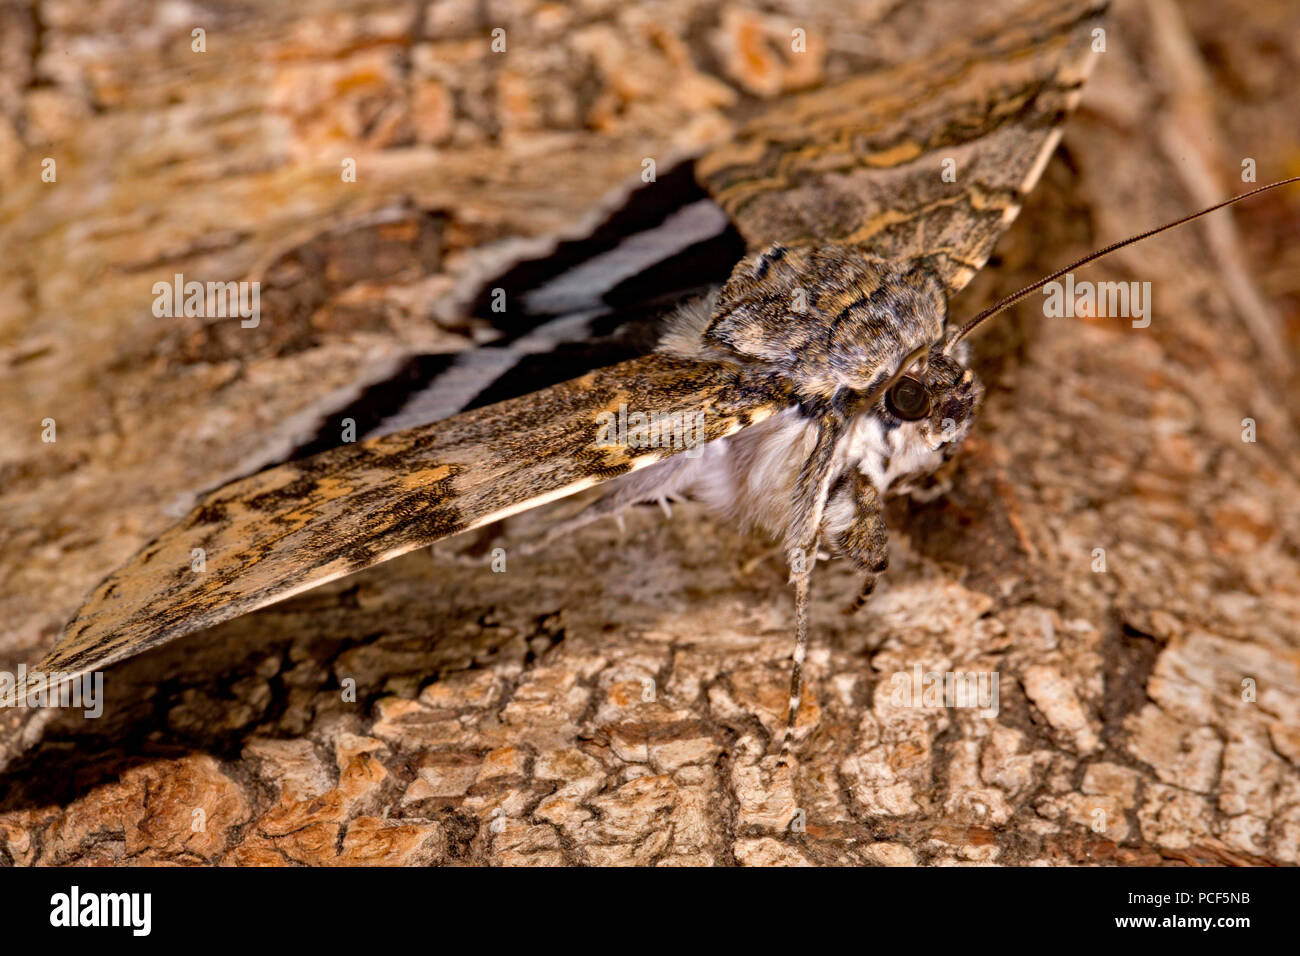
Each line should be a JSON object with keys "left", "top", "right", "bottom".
{"left": 3, "top": 0, "right": 1291, "bottom": 752}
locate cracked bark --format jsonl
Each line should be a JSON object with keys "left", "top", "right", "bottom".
{"left": 1, "top": 0, "right": 1299, "bottom": 866}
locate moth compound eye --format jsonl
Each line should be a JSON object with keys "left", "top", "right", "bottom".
{"left": 885, "top": 377, "right": 930, "bottom": 421}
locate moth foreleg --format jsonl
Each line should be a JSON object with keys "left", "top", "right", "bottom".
{"left": 823, "top": 470, "right": 889, "bottom": 615}
{"left": 778, "top": 416, "right": 846, "bottom": 757}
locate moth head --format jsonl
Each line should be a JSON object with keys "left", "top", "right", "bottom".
{"left": 875, "top": 341, "right": 982, "bottom": 452}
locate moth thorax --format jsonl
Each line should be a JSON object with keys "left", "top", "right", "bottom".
{"left": 706, "top": 243, "right": 949, "bottom": 402}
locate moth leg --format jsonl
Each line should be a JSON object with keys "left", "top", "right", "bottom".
{"left": 822, "top": 470, "right": 889, "bottom": 615}
{"left": 516, "top": 460, "right": 694, "bottom": 555}
{"left": 429, "top": 524, "right": 506, "bottom": 568}
{"left": 429, "top": 544, "right": 496, "bottom": 568}
{"left": 891, "top": 454, "right": 961, "bottom": 502}
{"left": 778, "top": 415, "right": 846, "bottom": 757}
{"left": 512, "top": 492, "right": 632, "bottom": 556}
{"left": 739, "top": 544, "right": 784, "bottom": 576}
{"left": 780, "top": 565, "right": 812, "bottom": 758}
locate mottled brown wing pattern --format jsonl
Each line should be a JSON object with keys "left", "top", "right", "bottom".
{"left": 7, "top": 355, "right": 787, "bottom": 702}
{"left": 6, "top": 0, "right": 1104, "bottom": 710}
{"left": 696, "top": 0, "right": 1106, "bottom": 294}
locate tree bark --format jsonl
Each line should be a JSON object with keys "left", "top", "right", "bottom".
{"left": 1, "top": 0, "right": 1298, "bottom": 865}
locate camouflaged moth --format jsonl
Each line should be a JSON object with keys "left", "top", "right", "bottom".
{"left": 5, "top": 0, "right": 1294, "bottom": 752}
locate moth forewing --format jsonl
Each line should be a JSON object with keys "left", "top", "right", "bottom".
{"left": 695, "top": 0, "right": 1108, "bottom": 296}
{"left": 2, "top": 354, "right": 788, "bottom": 708}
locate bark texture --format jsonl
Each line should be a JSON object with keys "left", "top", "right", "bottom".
{"left": 1, "top": 0, "right": 1299, "bottom": 865}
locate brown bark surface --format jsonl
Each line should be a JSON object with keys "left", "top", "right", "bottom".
{"left": 1, "top": 0, "right": 1299, "bottom": 865}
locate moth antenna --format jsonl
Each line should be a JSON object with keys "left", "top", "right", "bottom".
{"left": 945, "top": 176, "right": 1300, "bottom": 352}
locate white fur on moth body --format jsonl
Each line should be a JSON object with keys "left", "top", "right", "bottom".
{"left": 553, "top": 291, "right": 978, "bottom": 559}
